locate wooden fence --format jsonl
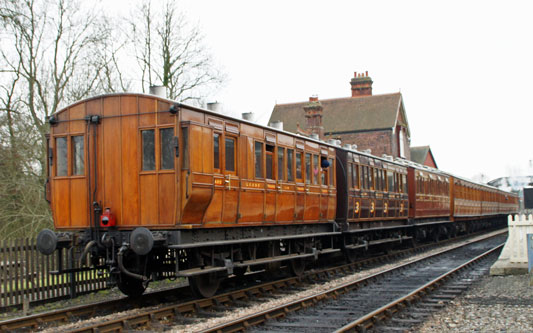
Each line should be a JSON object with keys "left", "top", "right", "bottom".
{"left": 0, "top": 238, "right": 107, "bottom": 308}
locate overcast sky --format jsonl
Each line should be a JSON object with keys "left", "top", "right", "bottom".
{"left": 114, "top": 0, "right": 533, "bottom": 181}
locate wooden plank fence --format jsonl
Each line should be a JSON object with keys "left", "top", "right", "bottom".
{"left": 0, "top": 238, "right": 107, "bottom": 308}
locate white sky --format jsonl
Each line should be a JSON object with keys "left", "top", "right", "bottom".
{"left": 113, "top": 0, "right": 533, "bottom": 181}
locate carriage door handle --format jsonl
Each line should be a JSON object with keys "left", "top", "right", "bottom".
{"left": 225, "top": 175, "right": 231, "bottom": 190}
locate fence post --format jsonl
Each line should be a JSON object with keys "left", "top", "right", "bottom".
{"left": 68, "top": 247, "right": 76, "bottom": 299}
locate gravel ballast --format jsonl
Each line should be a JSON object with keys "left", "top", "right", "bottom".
{"left": 415, "top": 273, "right": 533, "bottom": 332}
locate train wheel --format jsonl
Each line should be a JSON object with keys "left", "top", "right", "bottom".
{"left": 289, "top": 258, "right": 305, "bottom": 276}
{"left": 117, "top": 273, "right": 147, "bottom": 298}
{"left": 189, "top": 273, "right": 220, "bottom": 298}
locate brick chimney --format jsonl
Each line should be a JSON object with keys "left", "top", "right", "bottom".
{"left": 350, "top": 71, "right": 373, "bottom": 97}
{"left": 303, "top": 96, "right": 324, "bottom": 139}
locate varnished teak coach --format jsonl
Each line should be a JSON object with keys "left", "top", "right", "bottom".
{"left": 37, "top": 93, "right": 518, "bottom": 298}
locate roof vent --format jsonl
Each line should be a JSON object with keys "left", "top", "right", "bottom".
{"left": 382, "top": 154, "right": 394, "bottom": 161}
{"left": 242, "top": 112, "right": 254, "bottom": 121}
{"left": 336, "top": 140, "right": 342, "bottom": 146}
{"left": 351, "top": 144, "right": 358, "bottom": 150}
{"left": 343, "top": 144, "right": 352, "bottom": 149}
{"left": 362, "top": 149, "right": 372, "bottom": 154}
{"left": 327, "top": 139, "right": 337, "bottom": 145}
{"left": 310, "top": 133, "right": 320, "bottom": 140}
{"left": 269, "top": 120, "right": 283, "bottom": 130}
{"left": 149, "top": 85, "right": 167, "bottom": 98}
{"left": 206, "top": 102, "right": 221, "bottom": 112}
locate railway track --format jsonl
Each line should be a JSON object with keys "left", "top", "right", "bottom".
{"left": 0, "top": 229, "right": 505, "bottom": 332}
{"left": 203, "top": 232, "right": 505, "bottom": 332}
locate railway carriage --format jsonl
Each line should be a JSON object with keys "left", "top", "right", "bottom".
{"left": 37, "top": 93, "right": 519, "bottom": 298}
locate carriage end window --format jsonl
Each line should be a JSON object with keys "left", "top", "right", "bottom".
{"left": 287, "top": 149, "right": 294, "bottom": 181}
{"left": 305, "top": 153, "right": 311, "bottom": 184}
{"left": 56, "top": 137, "right": 67, "bottom": 176}
{"left": 254, "top": 141, "right": 263, "bottom": 178}
{"left": 142, "top": 130, "right": 156, "bottom": 171}
{"left": 72, "top": 135, "right": 84, "bottom": 175}
{"left": 278, "top": 148, "right": 285, "bottom": 181}
{"left": 296, "top": 151, "right": 303, "bottom": 180}
{"left": 160, "top": 128, "right": 174, "bottom": 170}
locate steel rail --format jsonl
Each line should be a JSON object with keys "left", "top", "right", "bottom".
{"left": 199, "top": 231, "right": 505, "bottom": 333}
{"left": 335, "top": 243, "right": 504, "bottom": 332}
{"left": 0, "top": 229, "right": 505, "bottom": 332}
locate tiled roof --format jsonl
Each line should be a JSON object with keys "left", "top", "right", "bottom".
{"left": 410, "top": 146, "right": 430, "bottom": 165}
{"left": 269, "top": 93, "right": 403, "bottom": 134}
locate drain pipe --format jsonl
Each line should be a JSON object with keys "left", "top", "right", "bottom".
{"left": 78, "top": 240, "right": 97, "bottom": 265}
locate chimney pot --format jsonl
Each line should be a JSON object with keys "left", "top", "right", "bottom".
{"left": 354, "top": 72, "right": 357, "bottom": 78}
{"left": 366, "top": 71, "right": 368, "bottom": 77}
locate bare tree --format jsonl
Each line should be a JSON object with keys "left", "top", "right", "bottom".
{"left": 128, "top": 1, "right": 224, "bottom": 102}
{"left": 0, "top": 0, "right": 123, "bottom": 237}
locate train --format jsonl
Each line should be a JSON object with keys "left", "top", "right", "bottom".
{"left": 36, "top": 93, "right": 519, "bottom": 298}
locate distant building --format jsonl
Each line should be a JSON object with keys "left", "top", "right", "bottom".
{"left": 488, "top": 176, "right": 533, "bottom": 193}
{"left": 269, "top": 72, "right": 412, "bottom": 160}
{"left": 410, "top": 146, "right": 438, "bottom": 168}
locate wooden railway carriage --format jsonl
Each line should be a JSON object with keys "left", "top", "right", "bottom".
{"left": 39, "top": 93, "right": 340, "bottom": 297}
{"left": 37, "top": 92, "right": 519, "bottom": 298}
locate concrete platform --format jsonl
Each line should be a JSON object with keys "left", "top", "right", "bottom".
{"left": 489, "top": 258, "right": 528, "bottom": 275}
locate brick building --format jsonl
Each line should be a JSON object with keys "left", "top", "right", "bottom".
{"left": 269, "top": 72, "right": 411, "bottom": 160}
{"left": 410, "top": 146, "right": 438, "bottom": 168}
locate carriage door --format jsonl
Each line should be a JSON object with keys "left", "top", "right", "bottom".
{"left": 221, "top": 124, "right": 239, "bottom": 223}
{"left": 264, "top": 133, "right": 277, "bottom": 222}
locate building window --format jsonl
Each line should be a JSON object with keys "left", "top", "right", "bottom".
{"left": 399, "top": 129, "right": 405, "bottom": 158}
{"left": 160, "top": 128, "right": 174, "bottom": 170}
{"left": 56, "top": 137, "right": 67, "bottom": 176}
{"left": 225, "top": 137, "right": 236, "bottom": 172}
{"left": 72, "top": 135, "right": 84, "bottom": 176}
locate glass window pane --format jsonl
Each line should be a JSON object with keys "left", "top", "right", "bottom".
{"left": 266, "top": 153, "right": 273, "bottom": 179}
{"left": 181, "top": 128, "right": 189, "bottom": 169}
{"left": 305, "top": 153, "right": 311, "bottom": 184}
{"left": 72, "top": 136, "right": 84, "bottom": 175}
{"left": 329, "top": 158, "right": 334, "bottom": 186}
{"left": 160, "top": 128, "right": 174, "bottom": 170}
{"left": 254, "top": 141, "right": 263, "bottom": 178}
{"left": 313, "top": 155, "right": 319, "bottom": 185}
{"left": 296, "top": 152, "right": 302, "bottom": 180}
{"left": 354, "top": 165, "right": 359, "bottom": 189}
{"left": 213, "top": 133, "right": 220, "bottom": 169}
{"left": 278, "top": 148, "right": 284, "bottom": 180}
{"left": 56, "top": 137, "right": 67, "bottom": 176}
{"left": 287, "top": 149, "right": 294, "bottom": 181}
{"left": 142, "top": 130, "right": 155, "bottom": 171}
{"left": 225, "top": 138, "right": 235, "bottom": 172}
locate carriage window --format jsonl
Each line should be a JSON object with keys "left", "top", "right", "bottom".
{"left": 388, "top": 171, "right": 394, "bottom": 192}
{"left": 225, "top": 137, "right": 235, "bottom": 172}
{"left": 287, "top": 149, "right": 294, "bottom": 181}
{"left": 141, "top": 130, "right": 155, "bottom": 171}
{"left": 329, "top": 158, "right": 334, "bottom": 185}
{"left": 353, "top": 164, "right": 359, "bottom": 189}
{"left": 296, "top": 151, "right": 303, "bottom": 180}
{"left": 278, "top": 148, "right": 285, "bottom": 180}
{"left": 402, "top": 174, "right": 407, "bottom": 193}
{"left": 213, "top": 133, "right": 220, "bottom": 170}
{"left": 313, "top": 155, "right": 319, "bottom": 185}
{"left": 254, "top": 141, "right": 263, "bottom": 178}
{"left": 305, "top": 153, "right": 311, "bottom": 184}
{"left": 56, "top": 137, "right": 68, "bottom": 176}
{"left": 348, "top": 163, "right": 353, "bottom": 189}
{"left": 181, "top": 127, "right": 189, "bottom": 169}
{"left": 160, "top": 128, "right": 174, "bottom": 170}
{"left": 72, "top": 136, "right": 84, "bottom": 175}
{"left": 266, "top": 144, "right": 274, "bottom": 180}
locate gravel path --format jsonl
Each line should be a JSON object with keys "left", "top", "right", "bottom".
{"left": 415, "top": 274, "right": 533, "bottom": 332}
